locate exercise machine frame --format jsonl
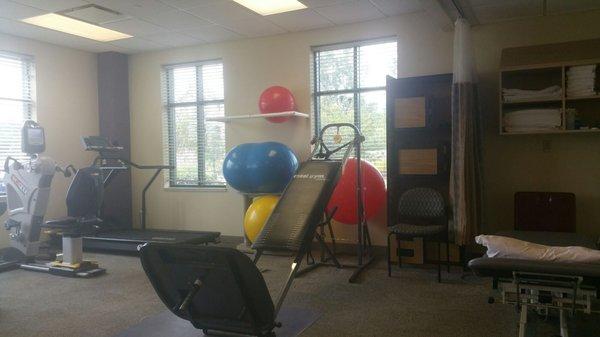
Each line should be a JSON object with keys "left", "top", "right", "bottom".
{"left": 80, "top": 136, "right": 220, "bottom": 252}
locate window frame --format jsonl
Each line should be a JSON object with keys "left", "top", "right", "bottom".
{"left": 311, "top": 37, "right": 397, "bottom": 136}
{"left": 163, "top": 59, "right": 226, "bottom": 189}
{"left": 0, "top": 51, "right": 36, "bottom": 198}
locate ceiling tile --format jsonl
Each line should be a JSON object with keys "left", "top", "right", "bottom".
{"left": 158, "top": 0, "right": 224, "bottom": 10}
{"left": 94, "top": 0, "right": 175, "bottom": 18}
{"left": 472, "top": 1, "right": 543, "bottom": 24}
{"left": 266, "top": 9, "right": 332, "bottom": 32}
{"left": 11, "top": 0, "right": 89, "bottom": 12}
{"left": 65, "top": 5, "right": 129, "bottom": 24}
{"left": 143, "top": 31, "right": 204, "bottom": 46}
{"left": 300, "top": 0, "right": 353, "bottom": 8}
{"left": 139, "top": 9, "right": 210, "bottom": 29}
{"left": 314, "top": 0, "right": 384, "bottom": 25}
{"left": 181, "top": 24, "right": 242, "bottom": 43}
{"left": 186, "top": 1, "right": 258, "bottom": 25}
{"left": 103, "top": 18, "right": 166, "bottom": 36}
{"left": 109, "top": 36, "right": 165, "bottom": 51}
{"left": 0, "top": 0, "right": 44, "bottom": 20}
{"left": 546, "top": 0, "right": 600, "bottom": 14}
{"left": 458, "top": 0, "right": 520, "bottom": 6}
{"left": 370, "top": 0, "right": 423, "bottom": 16}
{"left": 224, "top": 17, "right": 287, "bottom": 37}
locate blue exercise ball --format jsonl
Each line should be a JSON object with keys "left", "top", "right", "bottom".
{"left": 223, "top": 142, "right": 299, "bottom": 194}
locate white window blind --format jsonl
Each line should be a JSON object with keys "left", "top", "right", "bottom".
{"left": 0, "top": 52, "right": 35, "bottom": 195}
{"left": 312, "top": 39, "right": 397, "bottom": 177}
{"left": 162, "top": 60, "right": 226, "bottom": 187}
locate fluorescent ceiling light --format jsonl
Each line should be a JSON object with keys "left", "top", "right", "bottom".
{"left": 233, "top": 0, "right": 307, "bottom": 15}
{"left": 22, "top": 13, "right": 132, "bottom": 42}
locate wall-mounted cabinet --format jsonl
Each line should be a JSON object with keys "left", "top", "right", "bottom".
{"left": 499, "top": 39, "right": 600, "bottom": 135}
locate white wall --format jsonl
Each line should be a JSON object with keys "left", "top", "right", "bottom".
{"left": 129, "top": 16, "right": 423, "bottom": 245}
{"left": 0, "top": 33, "right": 99, "bottom": 247}
{"left": 130, "top": 10, "right": 600, "bottom": 246}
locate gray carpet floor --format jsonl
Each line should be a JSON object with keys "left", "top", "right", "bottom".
{"left": 0, "top": 251, "right": 595, "bottom": 337}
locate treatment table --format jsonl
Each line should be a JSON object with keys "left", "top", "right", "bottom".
{"left": 469, "top": 231, "right": 600, "bottom": 337}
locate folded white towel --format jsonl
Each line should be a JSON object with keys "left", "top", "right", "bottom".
{"left": 568, "top": 64, "right": 597, "bottom": 73}
{"left": 505, "top": 126, "right": 560, "bottom": 132}
{"left": 568, "top": 75, "right": 596, "bottom": 82}
{"left": 504, "top": 109, "right": 561, "bottom": 127}
{"left": 568, "top": 83, "right": 595, "bottom": 91}
{"left": 568, "top": 91, "right": 597, "bottom": 97}
{"left": 503, "top": 86, "right": 562, "bottom": 102}
{"left": 502, "top": 85, "right": 561, "bottom": 95}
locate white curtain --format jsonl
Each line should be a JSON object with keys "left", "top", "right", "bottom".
{"left": 451, "top": 18, "right": 484, "bottom": 246}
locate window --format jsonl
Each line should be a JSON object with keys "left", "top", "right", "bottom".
{"left": 0, "top": 52, "right": 36, "bottom": 195}
{"left": 163, "top": 60, "right": 226, "bottom": 187}
{"left": 312, "top": 39, "right": 397, "bottom": 176}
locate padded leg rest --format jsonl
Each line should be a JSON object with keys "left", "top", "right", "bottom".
{"left": 140, "top": 243, "right": 276, "bottom": 337}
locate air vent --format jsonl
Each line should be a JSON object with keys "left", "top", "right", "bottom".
{"left": 58, "top": 4, "right": 128, "bottom": 25}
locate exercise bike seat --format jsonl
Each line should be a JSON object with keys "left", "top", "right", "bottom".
{"left": 140, "top": 243, "right": 276, "bottom": 337}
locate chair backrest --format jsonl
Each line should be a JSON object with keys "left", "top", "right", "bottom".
{"left": 66, "top": 166, "right": 103, "bottom": 218}
{"left": 140, "top": 243, "right": 275, "bottom": 336}
{"left": 398, "top": 187, "right": 446, "bottom": 225}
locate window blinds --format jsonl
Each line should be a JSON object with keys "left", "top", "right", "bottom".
{"left": 162, "top": 61, "right": 225, "bottom": 187}
{"left": 0, "top": 52, "right": 35, "bottom": 195}
{"left": 312, "top": 40, "right": 397, "bottom": 176}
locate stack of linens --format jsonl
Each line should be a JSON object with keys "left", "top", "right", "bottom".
{"left": 502, "top": 85, "right": 562, "bottom": 102}
{"left": 567, "top": 64, "right": 597, "bottom": 97}
{"left": 503, "top": 108, "right": 562, "bottom": 133}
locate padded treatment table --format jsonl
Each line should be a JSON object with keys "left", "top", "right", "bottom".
{"left": 470, "top": 231, "right": 600, "bottom": 284}
{"left": 469, "top": 231, "right": 600, "bottom": 337}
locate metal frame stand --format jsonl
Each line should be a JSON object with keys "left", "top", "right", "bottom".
{"left": 494, "top": 272, "right": 598, "bottom": 337}
{"left": 296, "top": 209, "right": 342, "bottom": 277}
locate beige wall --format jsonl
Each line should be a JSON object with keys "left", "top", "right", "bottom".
{"left": 0, "top": 33, "right": 99, "bottom": 247}
{"left": 130, "top": 10, "right": 600, "bottom": 246}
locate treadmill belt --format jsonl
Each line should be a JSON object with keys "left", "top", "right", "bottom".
{"left": 83, "top": 229, "right": 220, "bottom": 253}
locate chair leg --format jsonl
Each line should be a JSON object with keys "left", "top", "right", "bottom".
{"left": 437, "top": 241, "right": 441, "bottom": 283}
{"left": 446, "top": 234, "right": 451, "bottom": 273}
{"left": 387, "top": 233, "right": 392, "bottom": 277}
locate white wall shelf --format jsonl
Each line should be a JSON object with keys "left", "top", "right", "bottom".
{"left": 206, "top": 111, "right": 309, "bottom": 123}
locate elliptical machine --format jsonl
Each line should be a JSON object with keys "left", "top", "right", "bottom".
{"left": 1, "top": 120, "right": 105, "bottom": 277}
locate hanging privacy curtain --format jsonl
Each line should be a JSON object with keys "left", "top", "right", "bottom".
{"left": 450, "top": 18, "right": 484, "bottom": 246}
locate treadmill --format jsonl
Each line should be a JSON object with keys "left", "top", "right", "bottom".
{"left": 80, "top": 136, "right": 220, "bottom": 253}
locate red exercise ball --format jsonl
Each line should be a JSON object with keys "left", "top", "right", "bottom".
{"left": 258, "top": 86, "right": 297, "bottom": 123}
{"left": 326, "top": 158, "right": 386, "bottom": 225}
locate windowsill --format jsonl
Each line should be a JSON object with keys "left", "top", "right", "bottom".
{"left": 163, "top": 186, "right": 228, "bottom": 192}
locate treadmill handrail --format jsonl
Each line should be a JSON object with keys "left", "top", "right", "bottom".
{"left": 92, "top": 155, "right": 173, "bottom": 230}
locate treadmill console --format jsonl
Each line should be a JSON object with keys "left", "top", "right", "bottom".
{"left": 82, "top": 136, "right": 123, "bottom": 152}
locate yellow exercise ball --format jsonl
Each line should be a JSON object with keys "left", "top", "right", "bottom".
{"left": 244, "top": 195, "right": 279, "bottom": 243}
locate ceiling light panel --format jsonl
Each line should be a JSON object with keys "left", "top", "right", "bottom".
{"left": 22, "top": 13, "right": 132, "bottom": 42}
{"left": 232, "top": 0, "right": 307, "bottom": 15}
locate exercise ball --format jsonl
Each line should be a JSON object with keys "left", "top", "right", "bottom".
{"left": 244, "top": 195, "right": 279, "bottom": 243}
{"left": 223, "top": 142, "right": 299, "bottom": 194}
{"left": 258, "top": 86, "right": 296, "bottom": 123}
{"left": 326, "top": 158, "right": 386, "bottom": 225}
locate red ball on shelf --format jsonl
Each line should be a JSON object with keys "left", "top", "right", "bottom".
{"left": 258, "top": 86, "right": 297, "bottom": 123}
